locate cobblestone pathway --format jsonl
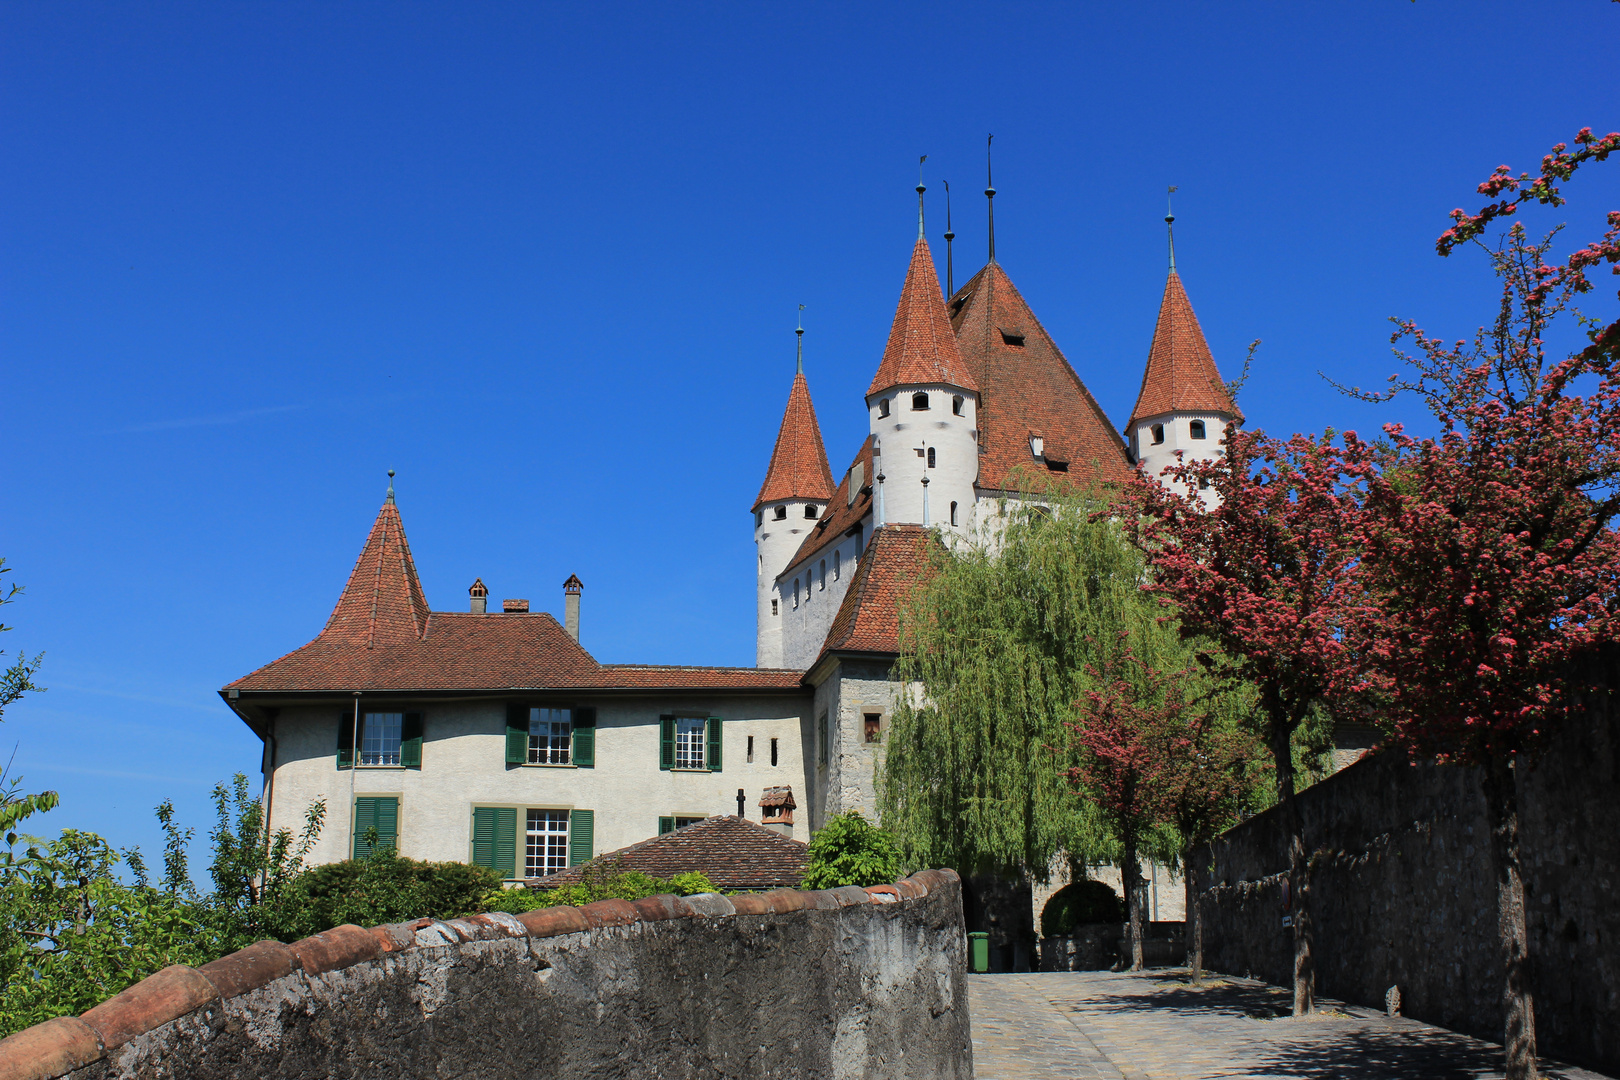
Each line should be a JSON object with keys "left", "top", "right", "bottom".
{"left": 968, "top": 971, "right": 1613, "bottom": 1080}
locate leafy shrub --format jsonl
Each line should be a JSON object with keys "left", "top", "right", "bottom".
{"left": 1040, "top": 879, "right": 1125, "bottom": 937}
{"left": 801, "top": 812, "right": 904, "bottom": 889}
{"left": 506, "top": 861, "right": 720, "bottom": 910}
{"left": 287, "top": 847, "right": 501, "bottom": 935}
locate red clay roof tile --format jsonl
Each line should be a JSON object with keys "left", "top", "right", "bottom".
{"left": 755, "top": 371, "right": 836, "bottom": 509}
{"left": 530, "top": 815, "right": 809, "bottom": 892}
{"left": 322, "top": 499, "right": 431, "bottom": 648}
{"left": 867, "top": 237, "right": 978, "bottom": 397}
{"left": 1128, "top": 269, "right": 1237, "bottom": 426}
{"left": 781, "top": 436, "right": 874, "bottom": 579}
{"left": 817, "top": 524, "right": 935, "bottom": 660}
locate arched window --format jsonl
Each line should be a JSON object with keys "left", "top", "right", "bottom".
{"left": 1150, "top": 424, "right": 1165, "bottom": 445}
{"left": 878, "top": 398, "right": 890, "bottom": 418}
{"left": 911, "top": 392, "right": 930, "bottom": 411}
{"left": 927, "top": 447, "right": 936, "bottom": 468}
{"left": 774, "top": 505, "right": 787, "bottom": 520}
{"left": 1189, "top": 420, "right": 1207, "bottom": 440}
{"left": 950, "top": 501, "right": 958, "bottom": 526}
{"left": 805, "top": 505, "right": 818, "bottom": 519}
{"left": 834, "top": 549, "right": 841, "bottom": 580}
{"left": 819, "top": 560, "right": 826, "bottom": 589}
{"left": 952, "top": 395, "right": 964, "bottom": 416}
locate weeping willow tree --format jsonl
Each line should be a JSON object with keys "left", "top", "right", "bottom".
{"left": 878, "top": 483, "right": 1186, "bottom": 880}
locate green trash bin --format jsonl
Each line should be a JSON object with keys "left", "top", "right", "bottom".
{"left": 968, "top": 932, "right": 990, "bottom": 973}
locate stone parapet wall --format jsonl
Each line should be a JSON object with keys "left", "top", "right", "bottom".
{"left": 0, "top": 871, "right": 970, "bottom": 1080}
{"left": 1194, "top": 678, "right": 1619, "bottom": 1073}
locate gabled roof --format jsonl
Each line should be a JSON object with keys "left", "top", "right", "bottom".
{"left": 866, "top": 237, "right": 978, "bottom": 397}
{"left": 1128, "top": 269, "right": 1238, "bottom": 426}
{"left": 754, "top": 370, "right": 835, "bottom": 510}
{"left": 949, "top": 262, "right": 1131, "bottom": 490}
{"left": 781, "top": 436, "right": 875, "bottom": 579}
{"left": 323, "top": 497, "right": 431, "bottom": 648}
{"left": 529, "top": 815, "right": 809, "bottom": 892}
{"left": 818, "top": 524, "right": 934, "bottom": 660}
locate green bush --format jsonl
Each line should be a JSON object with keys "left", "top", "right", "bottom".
{"left": 801, "top": 812, "right": 904, "bottom": 889}
{"left": 503, "top": 861, "right": 720, "bottom": 910}
{"left": 1040, "top": 879, "right": 1125, "bottom": 937}
{"left": 288, "top": 848, "right": 502, "bottom": 935}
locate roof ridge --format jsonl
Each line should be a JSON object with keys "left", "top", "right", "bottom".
{"left": 779, "top": 435, "right": 877, "bottom": 579}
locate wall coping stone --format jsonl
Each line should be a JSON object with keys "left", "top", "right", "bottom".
{"left": 0, "top": 869, "right": 958, "bottom": 1080}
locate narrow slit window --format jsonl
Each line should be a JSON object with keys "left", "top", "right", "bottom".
{"left": 793, "top": 579, "right": 800, "bottom": 608}
{"left": 771, "top": 598, "right": 779, "bottom": 616}
{"left": 747, "top": 735, "right": 755, "bottom": 763}
{"left": 770, "top": 737, "right": 779, "bottom": 766}
{"left": 833, "top": 550, "right": 841, "bottom": 580}
{"left": 927, "top": 447, "right": 936, "bottom": 468}
{"left": 950, "top": 501, "right": 958, "bottom": 526}
{"left": 819, "top": 560, "right": 826, "bottom": 589}
{"left": 952, "top": 395, "right": 964, "bottom": 416}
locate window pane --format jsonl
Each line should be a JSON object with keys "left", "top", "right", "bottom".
{"left": 360, "top": 712, "right": 402, "bottom": 766}
{"left": 525, "top": 809, "right": 570, "bottom": 877}
{"left": 675, "top": 717, "right": 706, "bottom": 769}
{"left": 528, "top": 708, "right": 573, "bottom": 765}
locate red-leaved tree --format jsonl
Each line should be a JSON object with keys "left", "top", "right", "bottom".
{"left": 1127, "top": 429, "right": 1369, "bottom": 1015}
{"left": 1343, "top": 128, "right": 1620, "bottom": 1080}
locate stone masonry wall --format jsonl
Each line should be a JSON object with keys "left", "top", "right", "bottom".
{"left": 0, "top": 871, "right": 970, "bottom": 1080}
{"left": 1194, "top": 670, "right": 1620, "bottom": 1073}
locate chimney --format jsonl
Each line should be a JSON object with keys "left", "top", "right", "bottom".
{"left": 468, "top": 578, "right": 488, "bottom": 614}
{"left": 503, "top": 599, "right": 529, "bottom": 613}
{"left": 563, "top": 574, "right": 583, "bottom": 642}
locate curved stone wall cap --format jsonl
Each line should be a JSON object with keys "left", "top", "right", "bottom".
{"left": 830, "top": 885, "right": 875, "bottom": 907}
{"left": 372, "top": 921, "right": 424, "bottom": 952}
{"left": 728, "top": 893, "right": 774, "bottom": 915}
{"left": 760, "top": 888, "right": 811, "bottom": 913}
{"left": 197, "top": 939, "right": 298, "bottom": 999}
{"left": 629, "top": 894, "right": 693, "bottom": 921}
{"left": 411, "top": 920, "right": 463, "bottom": 949}
{"left": 291, "top": 924, "right": 384, "bottom": 976}
{"left": 892, "top": 879, "right": 927, "bottom": 900}
{"left": 801, "top": 890, "right": 845, "bottom": 911}
{"left": 469, "top": 911, "right": 530, "bottom": 937}
{"left": 579, "top": 898, "right": 641, "bottom": 928}
{"left": 0, "top": 1015, "right": 104, "bottom": 1080}
{"left": 516, "top": 905, "right": 589, "bottom": 938}
{"left": 80, "top": 964, "right": 219, "bottom": 1051}
{"left": 865, "top": 885, "right": 901, "bottom": 903}
{"left": 682, "top": 892, "right": 738, "bottom": 918}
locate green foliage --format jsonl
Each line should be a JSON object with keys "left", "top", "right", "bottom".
{"left": 510, "top": 860, "right": 720, "bottom": 910}
{"left": 204, "top": 775, "right": 325, "bottom": 949}
{"left": 288, "top": 847, "right": 501, "bottom": 933}
{"left": 801, "top": 811, "right": 904, "bottom": 889}
{"left": 1040, "top": 879, "right": 1124, "bottom": 937}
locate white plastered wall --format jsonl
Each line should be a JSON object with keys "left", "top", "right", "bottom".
{"left": 755, "top": 499, "right": 827, "bottom": 668}
{"left": 867, "top": 385, "right": 978, "bottom": 534}
{"left": 265, "top": 693, "right": 813, "bottom": 874}
{"left": 1129, "top": 411, "right": 1231, "bottom": 509}
{"left": 775, "top": 521, "right": 871, "bottom": 672}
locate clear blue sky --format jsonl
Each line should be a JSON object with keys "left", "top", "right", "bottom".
{"left": 4, "top": 2, "right": 1616, "bottom": 862}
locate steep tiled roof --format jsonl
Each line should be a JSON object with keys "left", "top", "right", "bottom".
{"left": 529, "top": 815, "right": 809, "bottom": 892}
{"left": 323, "top": 498, "right": 431, "bottom": 647}
{"left": 866, "top": 237, "right": 978, "bottom": 397}
{"left": 818, "top": 524, "right": 934, "bottom": 660}
{"left": 781, "top": 436, "right": 874, "bottom": 579}
{"left": 1128, "top": 269, "right": 1237, "bottom": 426}
{"left": 949, "top": 262, "right": 1131, "bottom": 491}
{"left": 755, "top": 371, "right": 836, "bottom": 510}
{"left": 592, "top": 665, "right": 803, "bottom": 690}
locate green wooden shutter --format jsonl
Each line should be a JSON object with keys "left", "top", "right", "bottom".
{"left": 472, "top": 806, "right": 515, "bottom": 875}
{"left": 471, "top": 806, "right": 496, "bottom": 869}
{"left": 659, "top": 715, "right": 675, "bottom": 770}
{"left": 337, "top": 711, "right": 356, "bottom": 770}
{"left": 569, "top": 809, "right": 594, "bottom": 866}
{"left": 706, "top": 717, "right": 722, "bottom": 773}
{"left": 506, "top": 703, "right": 530, "bottom": 765}
{"left": 353, "top": 796, "right": 398, "bottom": 859}
{"left": 401, "top": 711, "right": 424, "bottom": 769}
{"left": 571, "top": 707, "right": 595, "bottom": 768}
{"left": 658, "top": 816, "right": 675, "bottom": 835}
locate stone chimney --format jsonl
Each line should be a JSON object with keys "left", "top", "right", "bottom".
{"left": 503, "top": 599, "right": 529, "bottom": 613}
{"left": 468, "top": 578, "right": 488, "bottom": 614}
{"left": 563, "top": 574, "right": 583, "bottom": 642}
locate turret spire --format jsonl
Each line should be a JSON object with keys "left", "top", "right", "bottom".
{"left": 916, "top": 154, "right": 927, "bottom": 239}
{"left": 985, "top": 134, "right": 996, "bottom": 264}
{"left": 943, "top": 180, "right": 955, "bottom": 297}
{"left": 866, "top": 233, "right": 978, "bottom": 397}
{"left": 796, "top": 304, "right": 805, "bottom": 375}
{"left": 1166, "top": 185, "right": 1178, "bottom": 273}
{"left": 755, "top": 352, "right": 835, "bottom": 511}
{"left": 385, "top": 468, "right": 395, "bottom": 504}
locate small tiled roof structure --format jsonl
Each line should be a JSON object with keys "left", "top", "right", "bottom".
{"left": 781, "top": 436, "right": 875, "bottom": 579}
{"left": 529, "top": 815, "right": 810, "bottom": 892}
{"left": 755, "top": 370, "right": 836, "bottom": 510}
{"left": 818, "top": 524, "right": 935, "bottom": 661}
{"left": 1128, "top": 269, "right": 1238, "bottom": 427}
{"left": 866, "top": 237, "right": 978, "bottom": 397}
{"left": 758, "top": 786, "right": 795, "bottom": 811}
{"left": 224, "top": 499, "right": 804, "bottom": 696}
{"left": 949, "top": 261, "right": 1131, "bottom": 491}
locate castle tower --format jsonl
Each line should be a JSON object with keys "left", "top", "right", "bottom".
{"left": 866, "top": 231, "right": 980, "bottom": 534}
{"left": 753, "top": 331, "right": 835, "bottom": 668}
{"left": 1127, "top": 219, "right": 1237, "bottom": 506}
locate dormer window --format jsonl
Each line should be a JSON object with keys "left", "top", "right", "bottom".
{"left": 1189, "top": 420, "right": 1207, "bottom": 440}
{"left": 1000, "top": 329, "right": 1026, "bottom": 347}
{"left": 774, "top": 505, "right": 787, "bottom": 520}
{"left": 911, "top": 392, "right": 930, "bottom": 411}
{"left": 878, "top": 398, "right": 890, "bottom": 418}
{"left": 805, "top": 505, "right": 818, "bottom": 519}
{"left": 1151, "top": 424, "right": 1165, "bottom": 445}
{"left": 1030, "top": 435, "right": 1044, "bottom": 458}
{"left": 952, "top": 395, "right": 964, "bottom": 416}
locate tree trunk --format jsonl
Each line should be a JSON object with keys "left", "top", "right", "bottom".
{"left": 1271, "top": 722, "right": 1314, "bottom": 1016}
{"left": 1184, "top": 844, "right": 1202, "bottom": 984}
{"left": 1483, "top": 755, "right": 1538, "bottom": 1080}
{"left": 1122, "top": 833, "right": 1144, "bottom": 971}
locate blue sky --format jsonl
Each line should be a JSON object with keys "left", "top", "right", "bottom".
{"left": 3, "top": 2, "right": 1617, "bottom": 861}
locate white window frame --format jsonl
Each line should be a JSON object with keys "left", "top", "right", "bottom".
{"left": 525, "top": 808, "right": 571, "bottom": 878}
{"left": 675, "top": 716, "right": 707, "bottom": 770}
{"left": 528, "top": 707, "right": 573, "bottom": 765}
{"left": 360, "top": 711, "right": 403, "bottom": 767}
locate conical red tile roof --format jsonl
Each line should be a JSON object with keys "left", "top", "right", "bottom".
{"left": 1129, "top": 270, "right": 1237, "bottom": 426}
{"left": 754, "top": 371, "right": 835, "bottom": 510}
{"left": 867, "top": 237, "right": 978, "bottom": 397}
{"left": 949, "top": 262, "right": 1131, "bottom": 489}
{"left": 321, "top": 497, "right": 431, "bottom": 648}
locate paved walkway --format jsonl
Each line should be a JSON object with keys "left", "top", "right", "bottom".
{"left": 968, "top": 970, "right": 1613, "bottom": 1080}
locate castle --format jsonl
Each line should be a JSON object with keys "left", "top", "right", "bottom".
{"left": 221, "top": 183, "right": 1234, "bottom": 880}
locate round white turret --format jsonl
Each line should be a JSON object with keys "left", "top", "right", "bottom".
{"left": 866, "top": 384, "right": 978, "bottom": 534}
{"left": 755, "top": 496, "right": 828, "bottom": 668}
{"left": 1129, "top": 411, "right": 1230, "bottom": 509}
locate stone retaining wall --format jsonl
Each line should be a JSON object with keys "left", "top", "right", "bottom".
{"left": 0, "top": 871, "right": 970, "bottom": 1080}
{"left": 1194, "top": 672, "right": 1620, "bottom": 1073}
